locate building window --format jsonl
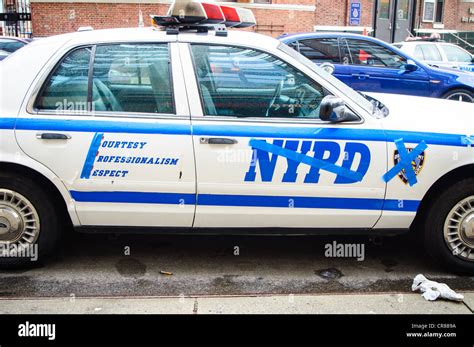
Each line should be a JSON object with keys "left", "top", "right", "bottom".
{"left": 379, "top": 0, "right": 391, "bottom": 19}
{"left": 422, "top": 0, "right": 443, "bottom": 23}
{"left": 422, "top": 0, "right": 435, "bottom": 22}
{"left": 435, "top": 0, "right": 444, "bottom": 23}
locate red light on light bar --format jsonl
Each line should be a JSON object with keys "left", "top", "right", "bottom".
{"left": 201, "top": 2, "right": 225, "bottom": 24}
{"left": 220, "top": 5, "right": 241, "bottom": 27}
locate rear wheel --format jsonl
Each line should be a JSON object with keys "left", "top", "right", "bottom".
{"left": 0, "top": 173, "right": 61, "bottom": 268}
{"left": 424, "top": 178, "right": 474, "bottom": 274}
{"left": 442, "top": 89, "right": 474, "bottom": 103}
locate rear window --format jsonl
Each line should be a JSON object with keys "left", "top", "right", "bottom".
{"left": 297, "top": 38, "right": 341, "bottom": 64}
{"left": 415, "top": 44, "right": 442, "bottom": 61}
{"left": 35, "top": 43, "right": 174, "bottom": 115}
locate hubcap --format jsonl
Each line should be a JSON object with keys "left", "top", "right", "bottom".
{"left": 0, "top": 189, "right": 40, "bottom": 246}
{"left": 444, "top": 196, "right": 474, "bottom": 261}
{"left": 446, "top": 92, "right": 473, "bottom": 103}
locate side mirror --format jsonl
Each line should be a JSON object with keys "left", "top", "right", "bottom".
{"left": 399, "top": 59, "right": 418, "bottom": 74}
{"left": 320, "top": 62, "right": 335, "bottom": 75}
{"left": 319, "top": 95, "right": 359, "bottom": 122}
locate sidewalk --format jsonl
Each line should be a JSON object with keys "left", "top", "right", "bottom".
{"left": 0, "top": 293, "right": 473, "bottom": 314}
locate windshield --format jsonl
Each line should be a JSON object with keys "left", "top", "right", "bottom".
{"left": 278, "top": 42, "right": 383, "bottom": 116}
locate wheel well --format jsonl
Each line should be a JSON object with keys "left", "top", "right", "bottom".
{"left": 412, "top": 164, "right": 474, "bottom": 231}
{"left": 0, "top": 162, "right": 72, "bottom": 228}
{"left": 442, "top": 86, "right": 474, "bottom": 97}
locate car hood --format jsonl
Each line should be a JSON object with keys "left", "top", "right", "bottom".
{"left": 366, "top": 93, "right": 474, "bottom": 136}
{"left": 425, "top": 64, "right": 474, "bottom": 86}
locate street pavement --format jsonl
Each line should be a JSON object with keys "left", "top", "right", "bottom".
{"left": 0, "top": 230, "right": 472, "bottom": 313}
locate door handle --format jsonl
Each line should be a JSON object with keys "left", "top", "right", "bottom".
{"left": 352, "top": 73, "right": 370, "bottom": 80}
{"left": 36, "top": 133, "right": 71, "bottom": 140}
{"left": 200, "top": 137, "right": 238, "bottom": 145}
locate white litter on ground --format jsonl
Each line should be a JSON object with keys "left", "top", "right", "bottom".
{"left": 411, "top": 274, "right": 464, "bottom": 302}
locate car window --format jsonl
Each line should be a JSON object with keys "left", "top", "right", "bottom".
{"left": 92, "top": 44, "right": 174, "bottom": 114}
{"left": 36, "top": 47, "right": 92, "bottom": 112}
{"left": 191, "top": 44, "right": 327, "bottom": 119}
{"left": 414, "top": 45, "right": 424, "bottom": 60}
{"left": 417, "top": 44, "right": 442, "bottom": 61}
{"left": 297, "top": 38, "right": 341, "bottom": 63}
{"left": 0, "top": 39, "right": 26, "bottom": 53}
{"left": 286, "top": 41, "right": 299, "bottom": 51}
{"left": 340, "top": 39, "right": 406, "bottom": 68}
{"left": 441, "top": 45, "right": 472, "bottom": 63}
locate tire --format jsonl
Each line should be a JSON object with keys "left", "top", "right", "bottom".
{"left": 442, "top": 89, "right": 474, "bottom": 103}
{"left": 424, "top": 178, "right": 474, "bottom": 274}
{"left": 0, "top": 173, "right": 61, "bottom": 268}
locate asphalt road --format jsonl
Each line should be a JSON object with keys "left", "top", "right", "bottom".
{"left": 0, "top": 230, "right": 473, "bottom": 298}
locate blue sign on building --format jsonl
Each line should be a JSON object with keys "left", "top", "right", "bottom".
{"left": 350, "top": 2, "right": 361, "bottom": 26}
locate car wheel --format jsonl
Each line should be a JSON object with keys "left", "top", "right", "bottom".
{"left": 0, "top": 173, "right": 61, "bottom": 268}
{"left": 443, "top": 89, "right": 474, "bottom": 103}
{"left": 424, "top": 178, "right": 474, "bottom": 274}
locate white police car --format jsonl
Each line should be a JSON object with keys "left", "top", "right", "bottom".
{"left": 0, "top": 1, "right": 474, "bottom": 272}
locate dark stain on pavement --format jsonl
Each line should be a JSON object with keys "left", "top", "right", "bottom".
{"left": 316, "top": 268, "right": 344, "bottom": 280}
{"left": 381, "top": 258, "right": 399, "bottom": 272}
{"left": 115, "top": 258, "right": 147, "bottom": 278}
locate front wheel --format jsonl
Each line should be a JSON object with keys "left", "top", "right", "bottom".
{"left": 442, "top": 89, "right": 474, "bottom": 103}
{"left": 0, "top": 174, "right": 61, "bottom": 268}
{"left": 424, "top": 178, "right": 474, "bottom": 274}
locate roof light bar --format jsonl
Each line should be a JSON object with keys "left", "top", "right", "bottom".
{"left": 233, "top": 7, "right": 256, "bottom": 28}
{"left": 151, "top": 0, "right": 256, "bottom": 35}
{"left": 200, "top": 2, "right": 225, "bottom": 24}
{"left": 220, "top": 5, "right": 241, "bottom": 27}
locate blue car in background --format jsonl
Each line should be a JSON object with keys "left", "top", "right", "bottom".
{"left": 279, "top": 33, "right": 474, "bottom": 103}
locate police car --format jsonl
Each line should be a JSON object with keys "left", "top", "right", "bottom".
{"left": 0, "top": 1, "right": 474, "bottom": 273}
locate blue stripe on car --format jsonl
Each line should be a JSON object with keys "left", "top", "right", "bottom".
{"left": 0, "top": 117, "right": 467, "bottom": 147}
{"left": 70, "top": 190, "right": 419, "bottom": 212}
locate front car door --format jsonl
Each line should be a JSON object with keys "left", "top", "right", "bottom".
{"left": 179, "top": 38, "right": 388, "bottom": 229}
{"left": 15, "top": 41, "right": 196, "bottom": 227}
{"left": 338, "top": 38, "right": 431, "bottom": 97}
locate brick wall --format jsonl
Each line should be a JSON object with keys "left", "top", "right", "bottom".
{"left": 29, "top": 0, "right": 474, "bottom": 39}
{"left": 30, "top": 0, "right": 375, "bottom": 38}
{"left": 31, "top": 3, "right": 170, "bottom": 36}
{"left": 414, "top": 0, "right": 474, "bottom": 32}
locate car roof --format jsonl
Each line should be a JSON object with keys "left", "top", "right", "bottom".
{"left": 279, "top": 32, "right": 380, "bottom": 42}
{"left": 0, "top": 36, "right": 30, "bottom": 43}
{"left": 395, "top": 40, "right": 457, "bottom": 46}
{"left": 29, "top": 27, "right": 279, "bottom": 51}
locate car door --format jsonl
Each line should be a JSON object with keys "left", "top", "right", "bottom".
{"left": 413, "top": 43, "right": 446, "bottom": 68}
{"left": 439, "top": 44, "right": 474, "bottom": 70}
{"left": 180, "top": 41, "right": 387, "bottom": 229}
{"left": 15, "top": 41, "right": 196, "bottom": 227}
{"left": 338, "top": 38, "right": 431, "bottom": 96}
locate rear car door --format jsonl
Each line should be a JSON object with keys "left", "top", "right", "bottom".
{"left": 181, "top": 41, "right": 387, "bottom": 229}
{"left": 413, "top": 43, "right": 445, "bottom": 68}
{"left": 15, "top": 41, "right": 196, "bottom": 227}
{"left": 338, "top": 38, "right": 431, "bottom": 96}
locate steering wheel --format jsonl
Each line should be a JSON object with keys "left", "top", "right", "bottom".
{"left": 265, "top": 79, "right": 284, "bottom": 117}
{"left": 295, "top": 84, "right": 326, "bottom": 118}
